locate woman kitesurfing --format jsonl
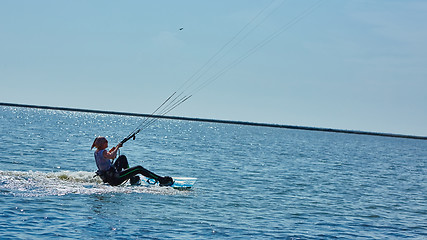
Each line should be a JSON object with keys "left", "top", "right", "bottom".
{"left": 91, "top": 136, "right": 174, "bottom": 186}
{"left": 90, "top": 0, "right": 323, "bottom": 187}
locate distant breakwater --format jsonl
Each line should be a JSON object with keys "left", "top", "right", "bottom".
{"left": 1, "top": 102, "right": 426, "bottom": 140}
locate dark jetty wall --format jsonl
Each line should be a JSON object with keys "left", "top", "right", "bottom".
{"left": 1, "top": 102, "right": 426, "bottom": 140}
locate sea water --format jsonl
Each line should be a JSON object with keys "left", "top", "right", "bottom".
{"left": 0, "top": 106, "right": 426, "bottom": 239}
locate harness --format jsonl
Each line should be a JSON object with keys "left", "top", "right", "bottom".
{"left": 95, "top": 167, "right": 119, "bottom": 183}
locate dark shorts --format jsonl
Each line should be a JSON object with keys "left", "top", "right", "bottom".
{"left": 97, "top": 155, "right": 161, "bottom": 186}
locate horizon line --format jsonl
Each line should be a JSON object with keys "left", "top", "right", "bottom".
{"left": 1, "top": 102, "right": 426, "bottom": 140}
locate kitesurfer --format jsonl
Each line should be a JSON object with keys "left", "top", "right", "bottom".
{"left": 91, "top": 136, "right": 173, "bottom": 186}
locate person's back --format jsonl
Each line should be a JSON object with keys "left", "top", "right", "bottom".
{"left": 94, "top": 149, "right": 112, "bottom": 172}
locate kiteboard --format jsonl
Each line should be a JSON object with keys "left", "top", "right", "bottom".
{"left": 140, "top": 177, "right": 197, "bottom": 190}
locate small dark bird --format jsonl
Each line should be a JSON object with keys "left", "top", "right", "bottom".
{"left": 179, "top": 28, "right": 184, "bottom": 31}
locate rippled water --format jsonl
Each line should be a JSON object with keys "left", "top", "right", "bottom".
{"left": 1, "top": 106, "right": 426, "bottom": 239}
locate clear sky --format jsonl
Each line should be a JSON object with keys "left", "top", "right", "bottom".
{"left": 1, "top": 0, "right": 426, "bottom": 136}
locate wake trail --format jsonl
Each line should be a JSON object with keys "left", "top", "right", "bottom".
{"left": 0, "top": 170, "right": 187, "bottom": 197}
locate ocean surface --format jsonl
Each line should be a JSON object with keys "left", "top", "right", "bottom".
{"left": 0, "top": 106, "right": 426, "bottom": 239}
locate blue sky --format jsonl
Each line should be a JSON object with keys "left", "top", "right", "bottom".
{"left": 1, "top": 0, "right": 426, "bottom": 136}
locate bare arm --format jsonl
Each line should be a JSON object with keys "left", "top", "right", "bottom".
{"left": 103, "top": 143, "right": 123, "bottom": 159}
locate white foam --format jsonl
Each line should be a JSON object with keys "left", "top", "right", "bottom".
{"left": 0, "top": 170, "right": 183, "bottom": 197}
